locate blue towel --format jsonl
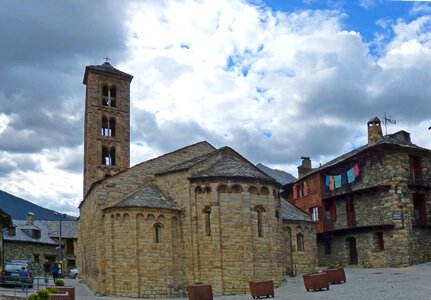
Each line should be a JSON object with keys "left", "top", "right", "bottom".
{"left": 347, "top": 168, "right": 355, "bottom": 183}
{"left": 341, "top": 173, "right": 348, "bottom": 185}
{"left": 325, "top": 176, "right": 330, "bottom": 187}
{"left": 334, "top": 175, "right": 342, "bottom": 188}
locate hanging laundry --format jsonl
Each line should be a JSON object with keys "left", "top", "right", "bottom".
{"left": 329, "top": 176, "right": 335, "bottom": 190}
{"left": 325, "top": 176, "right": 330, "bottom": 187}
{"left": 341, "top": 172, "right": 348, "bottom": 185}
{"left": 353, "top": 163, "right": 360, "bottom": 177}
{"left": 334, "top": 175, "right": 342, "bottom": 188}
{"left": 347, "top": 168, "right": 355, "bottom": 183}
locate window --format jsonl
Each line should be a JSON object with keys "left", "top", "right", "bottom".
{"left": 102, "top": 85, "right": 117, "bottom": 107}
{"left": 257, "top": 209, "right": 263, "bottom": 237}
{"left": 154, "top": 223, "right": 162, "bottom": 243}
{"left": 409, "top": 155, "right": 422, "bottom": 183}
{"left": 109, "top": 118, "right": 116, "bottom": 137}
{"left": 66, "top": 239, "right": 75, "bottom": 255}
{"left": 101, "top": 117, "right": 116, "bottom": 137}
{"left": 311, "top": 207, "right": 319, "bottom": 222}
{"left": 203, "top": 207, "right": 211, "bottom": 236}
{"left": 376, "top": 232, "right": 384, "bottom": 251}
{"left": 32, "top": 229, "right": 41, "bottom": 239}
{"left": 102, "top": 147, "right": 116, "bottom": 166}
{"left": 413, "top": 194, "right": 426, "bottom": 226}
{"left": 297, "top": 233, "right": 305, "bottom": 252}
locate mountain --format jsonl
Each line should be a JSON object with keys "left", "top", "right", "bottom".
{"left": 256, "top": 163, "right": 296, "bottom": 186}
{"left": 0, "top": 190, "right": 76, "bottom": 221}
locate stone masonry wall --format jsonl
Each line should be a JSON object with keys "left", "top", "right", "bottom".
{"left": 4, "top": 242, "right": 56, "bottom": 276}
{"left": 319, "top": 148, "right": 431, "bottom": 268}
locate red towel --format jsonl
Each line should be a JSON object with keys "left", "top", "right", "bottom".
{"left": 353, "top": 163, "right": 360, "bottom": 177}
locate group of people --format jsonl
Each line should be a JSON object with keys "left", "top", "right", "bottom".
{"left": 43, "top": 260, "right": 60, "bottom": 283}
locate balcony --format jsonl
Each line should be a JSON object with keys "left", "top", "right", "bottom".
{"left": 323, "top": 184, "right": 391, "bottom": 201}
{"left": 408, "top": 177, "right": 431, "bottom": 190}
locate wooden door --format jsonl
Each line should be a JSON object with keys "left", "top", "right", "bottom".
{"left": 348, "top": 237, "right": 358, "bottom": 265}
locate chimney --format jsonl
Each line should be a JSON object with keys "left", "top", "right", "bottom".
{"left": 367, "top": 117, "right": 383, "bottom": 145}
{"left": 298, "top": 156, "right": 312, "bottom": 178}
{"left": 7, "top": 225, "right": 16, "bottom": 236}
{"left": 26, "top": 212, "right": 35, "bottom": 225}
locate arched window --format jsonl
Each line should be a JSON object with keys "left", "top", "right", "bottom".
{"left": 257, "top": 209, "right": 263, "bottom": 237}
{"left": 203, "top": 206, "right": 211, "bottom": 236}
{"left": 110, "top": 147, "right": 116, "bottom": 166}
{"left": 101, "top": 117, "right": 109, "bottom": 136}
{"left": 102, "top": 147, "right": 110, "bottom": 165}
{"left": 154, "top": 223, "right": 162, "bottom": 243}
{"left": 297, "top": 233, "right": 305, "bottom": 252}
{"left": 110, "top": 86, "right": 117, "bottom": 107}
{"left": 109, "top": 118, "right": 116, "bottom": 137}
{"left": 102, "top": 147, "right": 115, "bottom": 166}
{"left": 102, "top": 85, "right": 109, "bottom": 106}
{"left": 101, "top": 85, "right": 117, "bottom": 107}
{"left": 232, "top": 185, "right": 243, "bottom": 193}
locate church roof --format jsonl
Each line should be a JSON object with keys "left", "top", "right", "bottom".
{"left": 190, "top": 156, "right": 275, "bottom": 182}
{"left": 83, "top": 62, "right": 134, "bottom": 84}
{"left": 108, "top": 182, "right": 181, "bottom": 211}
{"left": 280, "top": 200, "right": 312, "bottom": 222}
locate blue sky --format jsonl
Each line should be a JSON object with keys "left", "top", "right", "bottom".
{"left": 263, "top": 0, "right": 428, "bottom": 45}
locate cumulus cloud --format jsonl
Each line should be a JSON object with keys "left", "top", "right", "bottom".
{"left": 1, "top": 0, "right": 431, "bottom": 216}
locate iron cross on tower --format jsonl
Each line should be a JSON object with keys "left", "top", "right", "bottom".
{"left": 103, "top": 56, "right": 110, "bottom": 62}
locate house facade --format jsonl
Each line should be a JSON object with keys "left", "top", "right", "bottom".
{"left": 283, "top": 118, "right": 431, "bottom": 268}
{"left": 0, "top": 209, "right": 12, "bottom": 268}
{"left": 77, "top": 62, "right": 317, "bottom": 298}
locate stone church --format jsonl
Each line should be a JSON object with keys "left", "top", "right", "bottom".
{"left": 77, "top": 62, "right": 316, "bottom": 298}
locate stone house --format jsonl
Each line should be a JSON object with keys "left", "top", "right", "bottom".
{"left": 77, "top": 62, "right": 317, "bottom": 298}
{"left": 43, "top": 220, "right": 78, "bottom": 272}
{"left": 0, "top": 209, "right": 12, "bottom": 268}
{"left": 3, "top": 213, "right": 58, "bottom": 275}
{"left": 282, "top": 117, "right": 431, "bottom": 268}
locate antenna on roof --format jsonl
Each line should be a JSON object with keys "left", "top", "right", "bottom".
{"left": 383, "top": 113, "right": 396, "bottom": 135}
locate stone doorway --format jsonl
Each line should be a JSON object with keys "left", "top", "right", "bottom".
{"left": 347, "top": 237, "right": 358, "bottom": 265}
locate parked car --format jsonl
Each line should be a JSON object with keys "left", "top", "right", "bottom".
{"left": 68, "top": 267, "right": 78, "bottom": 279}
{"left": 0, "top": 261, "right": 34, "bottom": 288}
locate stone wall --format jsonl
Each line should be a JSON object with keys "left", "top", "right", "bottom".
{"left": 3, "top": 242, "right": 56, "bottom": 276}
{"left": 318, "top": 147, "right": 431, "bottom": 268}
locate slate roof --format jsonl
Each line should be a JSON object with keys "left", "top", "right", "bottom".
{"left": 158, "top": 151, "right": 216, "bottom": 174}
{"left": 284, "top": 130, "right": 430, "bottom": 186}
{"left": 190, "top": 156, "right": 275, "bottom": 182}
{"left": 83, "top": 62, "right": 133, "bottom": 84}
{"left": 108, "top": 182, "right": 181, "bottom": 211}
{"left": 3, "top": 220, "right": 58, "bottom": 245}
{"left": 42, "top": 220, "right": 78, "bottom": 239}
{"left": 280, "top": 200, "right": 312, "bottom": 222}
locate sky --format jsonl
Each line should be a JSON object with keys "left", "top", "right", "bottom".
{"left": 1, "top": 0, "right": 431, "bottom": 217}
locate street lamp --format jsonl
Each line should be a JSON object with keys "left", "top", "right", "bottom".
{"left": 54, "top": 212, "right": 66, "bottom": 275}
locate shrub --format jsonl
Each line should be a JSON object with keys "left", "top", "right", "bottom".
{"left": 28, "top": 288, "right": 52, "bottom": 300}
{"left": 55, "top": 279, "right": 65, "bottom": 286}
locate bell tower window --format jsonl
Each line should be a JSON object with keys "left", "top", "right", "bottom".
{"left": 101, "top": 117, "right": 116, "bottom": 137}
{"left": 102, "top": 147, "right": 116, "bottom": 166}
{"left": 102, "top": 85, "right": 117, "bottom": 107}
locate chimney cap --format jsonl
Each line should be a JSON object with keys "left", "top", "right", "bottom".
{"left": 300, "top": 156, "right": 310, "bottom": 160}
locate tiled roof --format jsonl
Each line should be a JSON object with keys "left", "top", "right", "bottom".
{"left": 280, "top": 200, "right": 312, "bottom": 222}
{"left": 109, "top": 182, "right": 181, "bottom": 211}
{"left": 191, "top": 156, "right": 274, "bottom": 181}
{"left": 42, "top": 220, "right": 77, "bottom": 239}
{"left": 3, "top": 220, "right": 58, "bottom": 245}
{"left": 285, "top": 130, "right": 430, "bottom": 186}
{"left": 83, "top": 62, "right": 133, "bottom": 84}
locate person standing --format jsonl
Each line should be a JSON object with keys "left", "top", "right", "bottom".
{"left": 51, "top": 261, "right": 59, "bottom": 283}
{"left": 43, "top": 259, "right": 51, "bottom": 284}
{"left": 19, "top": 266, "right": 29, "bottom": 291}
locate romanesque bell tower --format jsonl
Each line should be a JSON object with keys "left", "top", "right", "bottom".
{"left": 83, "top": 62, "right": 133, "bottom": 196}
